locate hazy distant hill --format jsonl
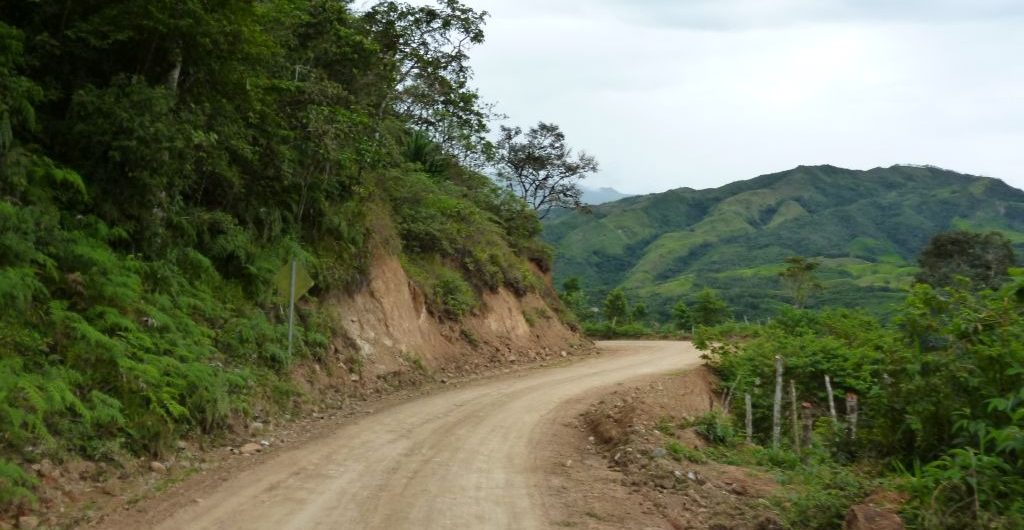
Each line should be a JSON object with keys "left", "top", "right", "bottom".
{"left": 581, "top": 186, "right": 633, "bottom": 205}
{"left": 544, "top": 165, "right": 1024, "bottom": 319}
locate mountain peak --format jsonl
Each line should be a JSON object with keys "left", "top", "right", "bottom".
{"left": 545, "top": 165, "right": 1024, "bottom": 319}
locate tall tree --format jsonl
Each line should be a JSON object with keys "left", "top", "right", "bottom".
{"left": 363, "top": 0, "right": 492, "bottom": 163}
{"left": 916, "top": 230, "right": 1016, "bottom": 290}
{"left": 560, "top": 277, "right": 589, "bottom": 321}
{"left": 692, "top": 288, "right": 730, "bottom": 326}
{"left": 603, "top": 288, "right": 629, "bottom": 326}
{"left": 494, "top": 122, "right": 598, "bottom": 219}
{"left": 778, "top": 256, "right": 822, "bottom": 309}
{"left": 672, "top": 301, "right": 693, "bottom": 330}
{"left": 630, "top": 302, "right": 648, "bottom": 324}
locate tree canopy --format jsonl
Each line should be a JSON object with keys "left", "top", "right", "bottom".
{"left": 778, "top": 256, "right": 822, "bottom": 309}
{"left": 916, "top": 230, "right": 1016, "bottom": 290}
{"left": 494, "top": 121, "right": 598, "bottom": 219}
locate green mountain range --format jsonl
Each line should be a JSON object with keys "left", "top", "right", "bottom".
{"left": 543, "top": 164, "right": 1024, "bottom": 320}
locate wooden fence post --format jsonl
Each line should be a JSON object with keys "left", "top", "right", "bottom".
{"left": 790, "top": 379, "right": 800, "bottom": 453}
{"left": 745, "top": 393, "right": 753, "bottom": 444}
{"left": 846, "top": 392, "right": 859, "bottom": 440}
{"left": 772, "top": 356, "right": 783, "bottom": 449}
{"left": 825, "top": 374, "right": 838, "bottom": 423}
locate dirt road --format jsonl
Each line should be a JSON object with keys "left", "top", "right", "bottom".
{"left": 105, "top": 341, "right": 702, "bottom": 530}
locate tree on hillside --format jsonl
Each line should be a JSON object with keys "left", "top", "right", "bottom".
{"left": 603, "top": 288, "right": 629, "bottom": 326}
{"left": 672, "top": 301, "right": 693, "bottom": 330}
{"left": 364, "top": 0, "right": 493, "bottom": 162}
{"left": 778, "top": 256, "right": 822, "bottom": 309}
{"left": 692, "top": 288, "right": 730, "bottom": 326}
{"left": 915, "top": 230, "right": 1016, "bottom": 290}
{"left": 494, "top": 122, "right": 599, "bottom": 219}
{"left": 560, "top": 277, "right": 589, "bottom": 321}
{"left": 630, "top": 302, "right": 648, "bottom": 324}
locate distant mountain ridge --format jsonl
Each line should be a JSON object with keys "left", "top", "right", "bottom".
{"left": 544, "top": 165, "right": 1024, "bottom": 319}
{"left": 581, "top": 186, "right": 633, "bottom": 205}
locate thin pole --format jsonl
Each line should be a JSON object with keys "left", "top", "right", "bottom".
{"left": 745, "top": 393, "right": 753, "bottom": 444}
{"left": 772, "top": 356, "right": 783, "bottom": 449}
{"left": 790, "top": 379, "right": 800, "bottom": 453}
{"left": 802, "top": 402, "right": 814, "bottom": 449}
{"left": 846, "top": 392, "right": 859, "bottom": 440}
{"left": 287, "top": 258, "right": 297, "bottom": 358}
{"left": 825, "top": 375, "right": 838, "bottom": 422}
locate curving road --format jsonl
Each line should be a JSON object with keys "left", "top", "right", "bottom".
{"left": 107, "top": 341, "right": 701, "bottom": 530}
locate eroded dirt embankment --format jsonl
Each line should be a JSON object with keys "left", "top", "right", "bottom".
{"left": 316, "top": 252, "right": 587, "bottom": 397}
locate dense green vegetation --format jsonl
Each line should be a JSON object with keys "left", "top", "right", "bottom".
{"left": 0, "top": 0, "right": 557, "bottom": 508}
{"left": 694, "top": 277, "right": 1024, "bottom": 528}
{"left": 544, "top": 164, "right": 1024, "bottom": 320}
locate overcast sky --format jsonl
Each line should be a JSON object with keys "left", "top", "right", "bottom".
{"left": 448, "top": 0, "right": 1024, "bottom": 194}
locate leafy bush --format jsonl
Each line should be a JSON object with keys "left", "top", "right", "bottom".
{"left": 698, "top": 280, "right": 1024, "bottom": 526}
{"left": 582, "top": 321, "right": 657, "bottom": 339}
{"left": 665, "top": 441, "right": 707, "bottom": 464}
{"left": 401, "top": 255, "right": 479, "bottom": 321}
{"left": 775, "top": 461, "right": 875, "bottom": 530}
{"left": 688, "top": 411, "right": 739, "bottom": 445}
{"left": 434, "top": 273, "right": 477, "bottom": 320}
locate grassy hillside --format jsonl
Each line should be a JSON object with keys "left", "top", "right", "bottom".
{"left": 0, "top": 0, "right": 561, "bottom": 508}
{"left": 544, "top": 164, "right": 1024, "bottom": 319}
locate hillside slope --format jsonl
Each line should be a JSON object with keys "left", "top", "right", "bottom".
{"left": 0, "top": 1, "right": 586, "bottom": 516}
{"left": 544, "top": 165, "right": 1024, "bottom": 318}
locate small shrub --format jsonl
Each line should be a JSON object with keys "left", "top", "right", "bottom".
{"left": 689, "top": 411, "right": 738, "bottom": 445}
{"left": 656, "top": 417, "right": 676, "bottom": 435}
{"left": 666, "top": 441, "right": 707, "bottom": 464}
{"left": 434, "top": 274, "right": 476, "bottom": 320}
{"left": 460, "top": 327, "right": 480, "bottom": 348}
{"left": 0, "top": 459, "right": 38, "bottom": 507}
{"left": 403, "top": 353, "right": 427, "bottom": 374}
{"left": 522, "top": 307, "right": 550, "bottom": 327}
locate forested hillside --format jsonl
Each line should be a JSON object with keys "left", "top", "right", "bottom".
{"left": 544, "top": 164, "right": 1024, "bottom": 319}
{"left": 0, "top": 0, "right": 565, "bottom": 507}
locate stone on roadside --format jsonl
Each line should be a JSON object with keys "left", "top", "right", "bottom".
{"left": 239, "top": 442, "right": 262, "bottom": 455}
{"left": 17, "top": 516, "right": 39, "bottom": 530}
{"left": 149, "top": 461, "right": 167, "bottom": 473}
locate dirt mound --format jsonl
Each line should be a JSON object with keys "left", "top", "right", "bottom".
{"left": 544, "top": 366, "right": 782, "bottom": 530}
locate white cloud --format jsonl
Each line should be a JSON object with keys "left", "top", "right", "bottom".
{"left": 454, "top": 0, "right": 1024, "bottom": 192}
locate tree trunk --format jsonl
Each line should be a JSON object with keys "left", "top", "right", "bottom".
{"left": 166, "top": 47, "right": 182, "bottom": 93}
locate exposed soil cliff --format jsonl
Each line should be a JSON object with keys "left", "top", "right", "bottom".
{"left": 301, "top": 253, "right": 588, "bottom": 399}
